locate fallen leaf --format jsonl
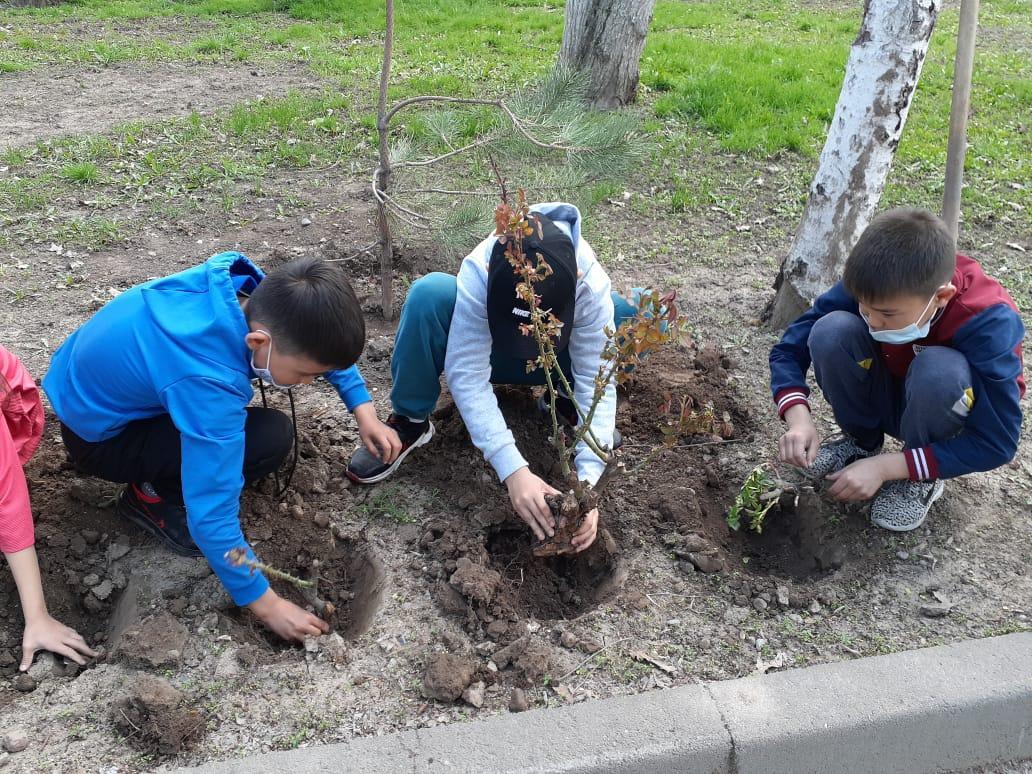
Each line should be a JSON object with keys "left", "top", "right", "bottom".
{"left": 630, "top": 650, "right": 677, "bottom": 675}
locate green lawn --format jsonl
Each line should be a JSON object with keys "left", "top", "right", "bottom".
{"left": 1, "top": 0, "right": 1029, "bottom": 262}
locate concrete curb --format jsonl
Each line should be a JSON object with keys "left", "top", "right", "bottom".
{"left": 178, "top": 632, "right": 1032, "bottom": 774}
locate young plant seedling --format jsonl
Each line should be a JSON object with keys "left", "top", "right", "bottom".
{"left": 492, "top": 184, "right": 687, "bottom": 556}
{"left": 225, "top": 548, "right": 336, "bottom": 619}
{"left": 727, "top": 464, "right": 793, "bottom": 534}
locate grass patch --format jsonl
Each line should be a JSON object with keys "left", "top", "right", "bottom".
{"left": 62, "top": 161, "right": 100, "bottom": 184}
{"left": 358, "top": 485, "right": 415, "bottom": 523}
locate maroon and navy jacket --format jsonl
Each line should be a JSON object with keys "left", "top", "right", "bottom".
{"left": 770, "top": 255, "right": 1025, "bottom": 482}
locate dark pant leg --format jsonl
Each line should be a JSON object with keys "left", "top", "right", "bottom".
{"left": 898, "top": 346, "right": 972, "bottom": 448}
{"left": 61, "top": 407, "right": 293, "bottom": 502}
{"left": 808, "top": 310, "right": 896, "bottom": 451}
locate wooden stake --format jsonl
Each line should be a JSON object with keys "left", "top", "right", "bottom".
{"left": 942, "top": 0, "right": 980, "bottom": 243}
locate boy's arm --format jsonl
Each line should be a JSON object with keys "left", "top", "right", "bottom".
{"left": 907, "top": 306, "right": 1024, "bottom": 481}
{"left": 769, "top": 282, "right": 858, "bottom": 418}
{"left": 161, "top": 377, "right": 270, "bottom": 606}
{"left": 567, "top": 257, "right": 615, "bottom": 486}
{"left": 445, "top": 256, "right": 528, "bottom": 482}
{"left": 323, "top": 365, "right": 373, "bottom": 412}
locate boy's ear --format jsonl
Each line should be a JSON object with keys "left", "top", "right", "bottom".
{"left": 935, "top": 283, "right": 957, "bottom": 305}
{"left": 244, "top": 329, "right": 270, "bottom": 352}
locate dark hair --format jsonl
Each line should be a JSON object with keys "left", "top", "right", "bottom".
{"left": 246, "top": 257, "right": 364, "bottom": 368}
{"left": 843, "top": 208, "right": 956, "bottom": 302}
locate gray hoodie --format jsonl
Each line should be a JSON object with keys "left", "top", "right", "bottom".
{"left": 444, "top": 202, "right": 616, "bottom": 486}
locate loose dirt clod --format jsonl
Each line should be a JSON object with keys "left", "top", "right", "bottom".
{"left": 111, "top": 674, "right": 205, "bottom": 755}
{"left": 508, "top": 688, "right": 529, "bottom": 713}
{"left": 2, "top": 729, "right": 29, "bottom": 753}
{"left": 112, "top": 612, "right": 189, "bottom": 670}
{"left": 448, "top": 558, "right": 501, "bottom": 604}
{"left": 422, "top": 653, "right": 476, "bottom": 702}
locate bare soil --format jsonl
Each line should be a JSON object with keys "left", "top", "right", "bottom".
{"left": 0, "top": 62, "right": 328, "bottom": 151}
{"left": 0, "top": 58, "right": 1027, "bottom": 774}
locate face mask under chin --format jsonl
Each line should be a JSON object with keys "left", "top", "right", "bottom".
{"left": 860, "top": 291, "right": 942, "bottom": 345}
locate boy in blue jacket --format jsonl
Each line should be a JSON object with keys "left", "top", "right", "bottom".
{"left": 770, "top": 208, "right": 1025, "bottom": 531}
{"left": 44, "top": 253, "right": 401, "bottom": 641}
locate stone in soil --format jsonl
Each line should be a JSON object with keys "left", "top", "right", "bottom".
{"left": 422, "top": 653, "right": 476, "bottom": 702}
{"left": 12, "top": 674, "right": 35, "bottom": 693}
{"left": 462, "top": 681, "right": 486, "bottom": 708}
{"left": 1, "top": 729, "right": 28, "bottom": 753}
{"left": 508, "top": 688, "right": 529, "bottom": 712}
{"left": 919, "top": 602, "right": 952, "bottom": 618}
{"left": 111, "top": 673, "right": 204, "bottom": 755}
{"left": 112, "top": 612, "right": 189, "bottom": 669}
{"left": 688, "top": 552, "right": 724, "bottom": 574}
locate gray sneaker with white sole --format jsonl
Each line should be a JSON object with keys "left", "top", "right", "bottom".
{"left": 870, "top": 479, "right": 945, "bottom": 532}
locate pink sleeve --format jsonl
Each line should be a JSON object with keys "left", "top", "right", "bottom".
{"left": 0, "top": 345, "right": 40, "bottom": 554}
{"left": 0, "top": 412, "right": 34, "bottom": 553}
{"left": 0, "top": 345, "right": 44, "bottom": 464}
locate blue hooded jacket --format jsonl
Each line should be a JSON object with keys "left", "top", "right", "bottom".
{"left": 43, "top": 252, "right": 372, "bottom": 605}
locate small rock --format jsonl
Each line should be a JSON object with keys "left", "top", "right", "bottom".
{"left": 92, "top": 579, "right": 114, "bottom": 601}
{"left": 82, "top": 573, "right": 100, "bottom": 588}
{"left": 81, "top": 529, "right": 101, "bottom": 545}
{"left": 83, "top": 594, "right": 104, "bottom": 613}
{"left": 776, "top": 586, "right": 790, "bottom": 607}
{"left": 897, "top": 550, "right": 910, "bottom": 561}
{"left": 363, "top": 336, "right": 394, "bottom": 362}
{"left": 485, "top": 620, "right": 509, "bottom": 640}
{"left": 560, "top": 631, "right": 579, "bottom": 649}
{"left": 462, "top": 681, "right": 486, "bottom": 708}
{"left": 808, "top": 600, "right": 822, "bottom": 614}
{"left": 300, "top": 216, "right": 312, "bottom": 226}
{"left": 817, "top": 589, "right": 839, "bottom": 606}
{"left": 919, "top": 603, "right": 952, "bottom": 619}
{"left": 752, "top": 597, "right": 768, "bottom": 612}
{"left": 0, "top": 651, "right": 14, "bottom": 668}
{"left": 508, "top": 688, "right": 529, "bottom": 713}
{"left": 734, "top": 594, "right": 749, "bottom": 607}
{"left": 106, "top": 543, "right": 131, "bottom": 562}
{"left": 1, "top": 729, "right": 28, "bottom": 753}
{"left": 290, "top": 504, "right": 305, "bottom": 520}
{"left": 12, "top": 674, "right": 35, "bottom": 693}
{"left": 312, "top": 513, "right": 330, "bottom": 528}
{"left": 688, "top": 552, "right": 724, "bottom": 574}
{"left": 723, "top": 606, "right": 751, "bottom": 627}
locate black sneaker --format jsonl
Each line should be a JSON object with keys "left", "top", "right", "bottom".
{"left": 116, "top": 483, "right": 202, "bottom": 558}
{"left": 346, "top": 414, "right": 435, "bottom": 484}
{"left": 537, "top": 393, "right": 623, "bottom": 450}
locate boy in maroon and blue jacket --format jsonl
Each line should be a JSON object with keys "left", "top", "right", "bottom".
{"left": 770, "top": 208, "right": 1025, "bottom": 531}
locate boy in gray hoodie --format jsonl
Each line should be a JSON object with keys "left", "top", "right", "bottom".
{"left": 347, "top": 203, "right": 632, "bottom": 552}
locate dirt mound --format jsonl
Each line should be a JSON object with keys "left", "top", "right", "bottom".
{"left": 111, "top": 673, "right": 205, "bottom": 755}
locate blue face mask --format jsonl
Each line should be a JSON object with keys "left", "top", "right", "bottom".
{"left": 860, "top": 292, "right": 940, "bottom": 345}
{"left": 250, "top": 330, "right": 292, "bottom": 391}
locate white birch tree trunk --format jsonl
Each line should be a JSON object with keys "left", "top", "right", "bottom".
{"left": 559, "top": 0, "right": 656, "bottom": 110}
{"left": 768, "top": 0, "right": 939, "bottom": 329}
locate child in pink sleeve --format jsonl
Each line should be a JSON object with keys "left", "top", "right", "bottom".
{"left": 1, "top": 344, "right": 96, "bottom": 671}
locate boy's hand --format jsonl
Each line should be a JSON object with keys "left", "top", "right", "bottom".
{"left": 248, "top": 589, "right": 329, "bottom": 642}
{"left": 570, "top": 508, "right": 599, "bottom": 553}
{"left": 779, "top": 406, "right": 819, "bottom": 468}
{"left": 21, "top": 614, "right": 98, "bottom": 671}
{"left": 505, "top": 467, "right": 558, "bottom": 541}
{"left": 353, "top": 403, "right": 402, "bottom": 463}
{"left": 826, "top": 457, "right": 886, "bottom": 501}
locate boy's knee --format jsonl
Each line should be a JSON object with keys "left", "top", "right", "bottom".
{"left": 907, "top": 347, "right": 972, "bottom": 408}
{"left": 405, "top": 273, "right": 457, "bottom": 322}
{"left": 808, "top": 310, "right": 866, "bottom": 360}
{"left": 246, "top": 408, "right": 294, "bottom": 469}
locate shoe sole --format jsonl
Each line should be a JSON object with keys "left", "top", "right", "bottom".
{"left": 346, "top": 422, "right": 435, "bottom": 485}
{"left": 117, "top": 495, "right": 203, "bottom": 558}
{"left": 872, "top": 481, "right": 945, "bottom": 532}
